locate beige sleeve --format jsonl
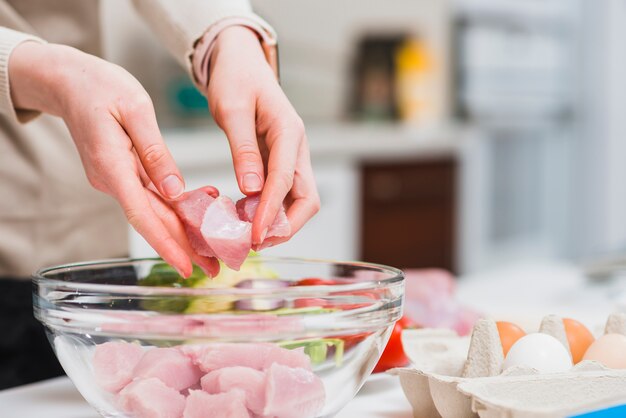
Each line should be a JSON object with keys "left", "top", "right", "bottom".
{"left": 0, "top": 26, "right": 46, "bottom": 123}
{"left": 132, "top": 0, "right": 268, "bottom": 85}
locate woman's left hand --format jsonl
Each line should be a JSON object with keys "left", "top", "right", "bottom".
{"left": 206, "top": 26, "right": 320, "bottom": 248}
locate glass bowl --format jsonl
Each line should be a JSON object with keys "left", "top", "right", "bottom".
{"left": 33, "top": 257, "right": 404, "bottom": 418}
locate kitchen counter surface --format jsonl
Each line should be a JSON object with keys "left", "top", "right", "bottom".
{"left": 164, "top": 122, "right": 466, "bottom": 171}
{"left": 0, "top": 374, "right": 412, "bottom": 418}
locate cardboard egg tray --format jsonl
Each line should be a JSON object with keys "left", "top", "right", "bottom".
{"left": 391, "top": 313, "right": 626, "bottom": 418}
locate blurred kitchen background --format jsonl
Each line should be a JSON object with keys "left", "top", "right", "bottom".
{"left": 101, "top": 0, "right": 626, "bottom": 289}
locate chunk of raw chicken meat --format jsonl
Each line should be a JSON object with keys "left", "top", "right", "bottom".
{"left": 200, "top": 196, "right": 252, "bottom": 270}
{"left": 103, "top": 314, "right": 190, "bottom": 336}
{"left": 236, "top": 195, "right": 291, "bottom": 238}
{"left": 263, "top": 363, "right": 325, "bottom": 418}
{"left": 172, "top": 188, "right": 295, "bottom": 271}
{"left": 182, "top": 343, "right": 311, "bottom": 372}
{"left": 403, "top": 269, "right": 482, "bottom": 336}
{"left": 183, "top": 390, "right": 250, "bottom": 418}
{"left": 171, "top": 189, "right": 216, "bottom": 258}
{"left": 118, "top": 378, "right": 186, "bottom": 418}
{"left": 93, "top": 341, "right": 144, "bottom": 393}
{"left": 133, "top": 347, "right": 202, "bottom": 391}
{"left": 201, "top": 367, "right": 266, "bottom": 415}
{"left": 182, "top": 314, "right": 303, "bottom": 338}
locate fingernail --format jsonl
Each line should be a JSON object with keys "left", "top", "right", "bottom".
{"left": 198, "top": 265, "right": 213, "bottom": 278}
{"left": 243, "top": 173, "right": 262, "bottom": 193}
{"left": 197, "top": 260, "right": 215, "bottom": 278}
{"left": 259, "top": 228, "right": 268, "bottom": 243}
{"left": 259, "top": 242, "right": 273, "bottom": 250}
{"left": 162, "top": 175, "right": 184, "bottom": 199}
{"left": 174, "top": 265, "right": 186, "bottom": 278}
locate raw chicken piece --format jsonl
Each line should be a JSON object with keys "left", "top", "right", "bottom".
{"left": 182, "top": 343, "right": 266, "bottom": 372}
{"left": 263, "top": 363, "right": 325, "bottom": 418}
{"left": 182, "top": 343, "right": 311, "bottom": 372}
{"left": 201, "top": 367, "right": 266, "bottom": 415}
{"left": 403, "top": 269, "right": 482, "bottom": 336}
{"left": 236, "top": 195, "right": 291, "bottom": 238}
{"left": 183, "top": 390, "right": 250, "bottom": 418}
{"left": 171, "top": 189, "right": 216, "bottom": 258}
{"left": 93, "top": 341, "right": 144, "bottom": 393}
{"left": 104, "top": 313, "right": 303, "bottom": 340}
{"left": 200, "top": 196, "right": 252, "bottom": 270}
{"left": 172, "top": 188, "right": 295, "bottom": 271}
{"left": 118, "top": 378, "right": 186, "bottom": 418}
{"left": 183, "top": 314, "right": 303, "bottom": 338}
{"left": 263, "top": 346, "right": 312, "bottom": 370}
{"left": 102, "top": 314, "right": 192, "bottom": 336}
{"left": 133, "top": 347, "right": 202, "bottom": 391}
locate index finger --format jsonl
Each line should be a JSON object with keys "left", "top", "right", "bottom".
{"left": 145, "top": 189, "right": 220, "bottom": 278}
{"left": 107, "top": 160, "right": 193, "bottom": 277}
{"left": 252, "top": 126, "right": 301, "bottom": 244}
{"left": 120, "top": 94, "right": 186, "bottom": 200}
{"left": 255, "top": 137, "right": 319, "bottom": 250}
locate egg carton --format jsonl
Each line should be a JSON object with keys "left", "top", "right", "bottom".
{"left": 391, "top": 313, "right": 626, "bottom": 418}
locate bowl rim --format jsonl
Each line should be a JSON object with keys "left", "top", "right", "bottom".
{"left": 33, "top": 256, "right": 404, "bottom": 298}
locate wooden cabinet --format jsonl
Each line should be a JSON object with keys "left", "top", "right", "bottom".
{"left": 360, "top": 158, "right": 457, "bottom": 272}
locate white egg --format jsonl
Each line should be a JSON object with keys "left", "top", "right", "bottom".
{"left": 503, "top": 333, "right": 572, "bottom": 373}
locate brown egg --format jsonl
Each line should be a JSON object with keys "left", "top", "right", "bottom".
{"left": 583, "top": 333, "right": 626, "bottom": 369}
{"left": 496, "top": 321, "right": 526, "bottom": 356}
{"left": 563, "top": 318, "right": 595, "bottom": 364}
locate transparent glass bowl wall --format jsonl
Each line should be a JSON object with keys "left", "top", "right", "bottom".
{"left": 34, "top": 257, "right": 404, "bottom": 418}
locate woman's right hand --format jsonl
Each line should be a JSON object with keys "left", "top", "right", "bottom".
{"left": 9, "top": 42, "right": 216, "bottom": 277}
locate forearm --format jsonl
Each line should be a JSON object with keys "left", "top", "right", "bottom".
{"left": 8, "top": 42, "right": 73, "bottom": 117}
{"left": 131, "top": 0, "right": 254, "bottom": 71}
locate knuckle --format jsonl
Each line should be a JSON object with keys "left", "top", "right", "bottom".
{"left": 161, "top": 235, "right": 179, "bottom": 250}
{"left": 266, "top": 116, "right": 305, "bottom": 147}
{"left": 234, "top": 142, "right": 261, "bottom": 164}
{"left": 124, "top": 207, "right": 143, "bottom": 228}
{"left": 142, "top": 143, "right": 169, "bottom": 168}
{"left": 125, "top": 91, "right": 152, "bottom": 114}
{"left": 277, "top": 114, "right": 305, "bottom": 136}
{"left": 270, "top": 169, "right": 294, "bottom": 192}
{"left": 215, "top": 100, "right": 248, "bottom": 122}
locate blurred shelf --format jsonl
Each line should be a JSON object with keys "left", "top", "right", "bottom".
{"left": 453, "top": 0, "right": 579, "bottom": 29}
{"left": 163, "top": 122, "right": 467, "bottom": 171}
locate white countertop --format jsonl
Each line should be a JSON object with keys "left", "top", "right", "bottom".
{"left": 164, "top": 122, "right": 465, "bottom": 171}
{"left": 0, "top": 374, "right": 412, "bottom": 418}
{"left": 456, "top": 260, "right": 623, "bottom": 332}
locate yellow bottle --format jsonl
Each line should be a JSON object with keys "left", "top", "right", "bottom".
{"left": 395, "top": 38, "right": 436, "bottom": 125}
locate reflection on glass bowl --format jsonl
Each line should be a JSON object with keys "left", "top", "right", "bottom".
{"left": 34, "top": 257, "right": 404, "bottom": 418}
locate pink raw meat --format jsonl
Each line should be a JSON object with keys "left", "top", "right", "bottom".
{"left": 263, "top": 363, "right": 325, "bottom": 418}
{"left": 200, "top": 196, "right": 252, "bottom": 270}
{"left": 133, "top": 347, "right": 202, "bottom": 391}
{"left": 236, "top": 195, "right": 291, "bottom": 238}
{"left": 263, "top": 346, "right": 312, "bottom": 370}
{"left": 183, "top": 390, "right": 250, "bottom": 418}
{"left": 201, "top": 367, "right": 266, "bottom": 415}
{"left": 118, "top": 378, "right": 186, "bottom": 418}
{"left": 403, "top": 269, "right": 482, "bottom": 336}
{"left": 171, "top": 189, "right": 216, "bottom": 258}
{"left": 102, "top": 314, "right": 191, "bottom": 336}
{"left": 172, "top": 188, "right": 295, "bottom": 271}
{"left": 182, "top": 343, "right": 311, "bottom": 373}
{"left": 93, "top": 341, "right": 144, "bottom": 393}
{"left": 183, "top": 314, "right": 303, "bottom": 338}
